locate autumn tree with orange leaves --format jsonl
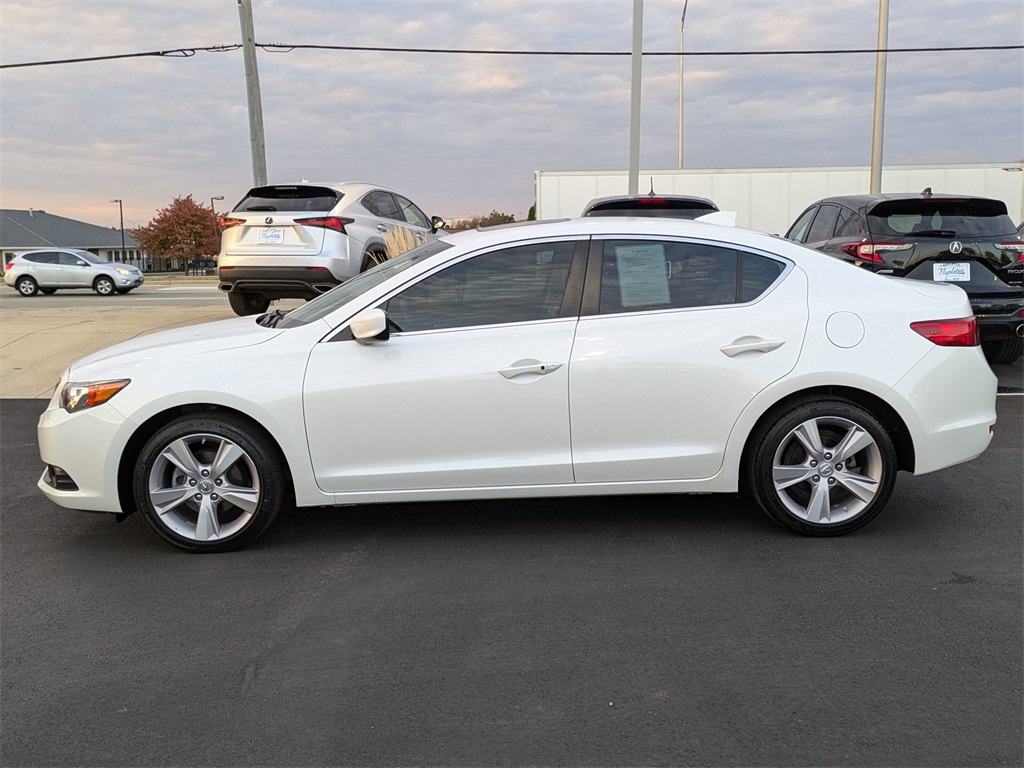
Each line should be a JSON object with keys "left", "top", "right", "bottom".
{"left": 131, "top": 195, "right": 220, "bottom": 272}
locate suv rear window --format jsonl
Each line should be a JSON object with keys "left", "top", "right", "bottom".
{"left": 584, "top": 198, "right": 718, "bottom": 219}
{"left": 868, "top": 198, "right": 1016, "bottom": 238}
{"left": 234, "top": 185, "right": 342, "bottom": 213}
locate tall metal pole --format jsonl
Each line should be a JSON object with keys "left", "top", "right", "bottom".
{"left": 869, "top": 0, "right": 889, "bottom": 195}
{"left": 678, "top": 0, "right": 688, "bottom": 169}
{"left": 238, "top": 0, "right": 267, "bottom": 186}
{"left": 109, "top": 198, "right": 125, "bottom": 262}
{"left": 627, "top": 0, "right": 644, "bottom": 195}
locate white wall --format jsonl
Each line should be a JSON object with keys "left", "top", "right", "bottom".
{"left": 535, "top": 164, "right": 1024, "bottom": 234}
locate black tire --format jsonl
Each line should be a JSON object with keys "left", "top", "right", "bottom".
{"left": 93, "top": 276, "right": 115, "bottom": 296}
{"left": 132, "top": 414, "right": 286, "bottom": 553}
{"left": 982, "top": 336, "right": 1023, "bottom": 365}
{"left": 228, "top": 291, "right": 271, "bottom": 316}
{"left": 361, "top": 250, "right": 388, "bottom": 272}
{"left": 15, "top": 276, "right": 38, "bottom": 296}
{"left": 40, "top": 287, "right": 57, "bottom": 295}
{"left": 746, "top": 396, "right": 897, "bottom": 536}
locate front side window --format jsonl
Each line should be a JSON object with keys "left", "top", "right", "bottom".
{"left": 395, "top": 195, "right": 430, "bottom": 229}
{"left": 59, "top": 252, "right": 87, "bottom": 266}
{"left": 597, "top": 240, "right": 785, "bottom": 314}
{"left": 786, "top": 207, "right": 817, "bottom": 243}
{"left": 385, "top": 241, "right": 578, "bottom": 332}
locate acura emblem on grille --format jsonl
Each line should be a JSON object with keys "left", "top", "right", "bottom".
{"left": 265, "top": 217, "right": 274, "bottom": 225}
{"left": 949, "top": 241, "right": 963, "bottom": 254}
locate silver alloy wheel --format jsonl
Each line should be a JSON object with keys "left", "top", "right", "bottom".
{"left": 17, "top": 277, "right": 37, "bottom": 296}
{"left": 146, "top": 432, "right": 261, "bottom": 542}
{"left": 95, "top": 277, "right": 114, "bottom": 295}
{"left": 771, "top": 415, "right": 883, "bottom": 525}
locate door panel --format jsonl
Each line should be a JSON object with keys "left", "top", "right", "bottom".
{"left": 570, "top": 251, "right": 808, "bottom": 483}
{"left": 304, "top": 321, "right": 577, "bottom": 493}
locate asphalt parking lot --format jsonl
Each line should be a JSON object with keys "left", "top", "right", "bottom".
{"left": 0, "top": 283, "right": 1021, "bottom": 766}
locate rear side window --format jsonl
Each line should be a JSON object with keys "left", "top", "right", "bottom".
{"left": 786, "top": 207, "right": 817, "bottom": 243}
{"left": 23, "top": 252, "right": 59, "bottom": 264}
{"left": 362, "top": 191, "right": 402, "bottom": 220}
{"left": 233, "top": 185, "right": 341, "bottom": 213}
{"left": 584, "top": 198, "right": 718, "bottom": 219}
{"left": 597, "top": 240, "right": 785, "bottom": 314}
{"left": 805, "top": 205, "right": 841, "bottom": 243}
{"left": 868, "top": 198, "right": 1016, "bottom": 238}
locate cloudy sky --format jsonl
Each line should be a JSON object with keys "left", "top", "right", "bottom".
{"left": 1, "top": 0, "right": 1021, "bottom": 229}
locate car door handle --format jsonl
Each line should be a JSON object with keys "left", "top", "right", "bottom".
{"left": 499, "top": 360, "right": 563, "bottom": 379}
{"left": 376, "top": 224, "right": 388, "bottom": 233}
{"left": 719, "top": 337, "right": 785, "bottom": 357}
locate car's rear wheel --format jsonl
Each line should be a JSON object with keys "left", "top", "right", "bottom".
{"left": 93, "top": 276, "right": 115, "bottom": 295}
{"left": 15, "top": 276, "right": 38, "bottom": 296}
{"left": 982, "top": 336, "right": 1023, "bottom": 365}
{"left": 40, "top": 287, "right": 57, "bottom": 295}
{"left": 361, "top": 249, "right": 388, "bottom": 272}
{"left": 747, "top": 396, "right": 896, "bottom": 536}
{"left": 228, "top": 292, "right": 271, "bottom": 316}
{"left": 133, "top": 414, "right": 286, "bottom": 553}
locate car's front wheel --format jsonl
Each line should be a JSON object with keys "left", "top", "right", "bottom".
{"left": 228, "top": 292, "right": 271, "bottom": 316}
{"left": 93, "top": 276, "right": 115, "bottom": 295}
{"left": 132, "top": 414, "right": 287, "bottom": 552}
{"left": 15, "top": 276, "right": 38, "bottom": 296}
{"left": 747, "top": 396, "right": 897, "bottom": 536}
{"left": 982, "top": 336, "right": 1023, "bottom": 365}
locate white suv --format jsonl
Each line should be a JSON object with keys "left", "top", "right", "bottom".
{"left": 4, "top": 249, "right": 144, "bottom": 296}
{"left": 217, "top": 182, "right": 444, "bottom": 315}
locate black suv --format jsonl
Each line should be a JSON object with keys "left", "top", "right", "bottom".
{"left": 786, "top": 193, "right": 1024, "bottom": 363}
{"left": 582, "top": 193, "right": 719, "bottom": 219}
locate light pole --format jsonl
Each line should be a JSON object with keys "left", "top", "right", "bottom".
{"left": 109, "top": 198, "right": 125, "bottom": 263}
{"left": 210, "top": 195, "right": 224, "bottom": 212}
{"left": 678, "top": 0, "right": 689, "bottom": 169}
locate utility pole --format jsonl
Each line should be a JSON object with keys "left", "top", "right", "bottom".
{"left": 627, "top": 0, "right": 644, "bottom": 196}
{"left": 869, "top": 0, "right": 889, "bottom": 195}
{"left": 238, "top": 0, "right": 267, "bottom": 186}
{"left": 678, "top": 0, "right": 688, "bottom": 169}
{"left": 109, "top": 198, "right": 125, "bottom": 262}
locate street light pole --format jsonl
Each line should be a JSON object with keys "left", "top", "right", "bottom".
{"left": 678, "top": 0, "right": 688, "bottom": 170}
{"left": 109, "top": 198, "right": 125, "bottom": 263}
{"left": 210, "top": 195, "right": 224, "bottom": 212}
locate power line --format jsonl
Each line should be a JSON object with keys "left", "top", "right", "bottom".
{"left": 2, "top": 42, "right": 1020, "bottom": 70}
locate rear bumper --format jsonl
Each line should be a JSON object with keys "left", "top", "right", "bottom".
{"left": 971, "top": 299, "right": 1024, "bottom": 341}
{"left": 218, "top": 266, "right": 341, "bottom": 300}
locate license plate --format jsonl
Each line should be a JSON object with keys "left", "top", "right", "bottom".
{"left": 933, "top": 262, "right": 970, "bottom": 282}
{"left": 258, "top": 228, "right": 285, "bottom": 244}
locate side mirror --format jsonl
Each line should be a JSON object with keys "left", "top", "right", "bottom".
{"left": 430, "top": 215, "right": 446, "bottom": 233}
{"left": 350, "top": 308, "right": 390, "bottom": 344}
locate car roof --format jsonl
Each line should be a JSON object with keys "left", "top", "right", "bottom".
{"left": 247, "top": 182, "right": 399, "bottom": 195}
{"left": 583, "top": 193, "right": 717, "bottom": 209}
{"left": 815, "top": 193, "right": 1003, "bottom": 210}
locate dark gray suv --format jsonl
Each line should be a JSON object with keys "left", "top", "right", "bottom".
{"left": 786, "top": 193, "right": 1024, "bottom": 364}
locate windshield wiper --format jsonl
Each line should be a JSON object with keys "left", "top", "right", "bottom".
{"left": 257, "top": 309, "right": 289, "bottom": 328}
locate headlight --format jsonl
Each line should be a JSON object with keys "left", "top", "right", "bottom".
{"left": 115, "top": 268, "right": 132, "bottom": 276}
{"left": 61, "top": 379, "right": 131, "bottom": 413}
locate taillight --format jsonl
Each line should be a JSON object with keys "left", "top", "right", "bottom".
{"left": 841, "top": 241, "right": 912, "bottom": 264}
{"left": 994, "top": 242, "right": 1024, "bottom": 262}
{"left": 296, "top": 216, "right": 353, "bottom": 233}
{"left": 4, "top": 261, "right": 13, "bottom": 271}
{"left": 910, "top": 317, "right": 980, "bottom": 347}
{"left": 218, "top": 217, "right": 244, "bottom": 231}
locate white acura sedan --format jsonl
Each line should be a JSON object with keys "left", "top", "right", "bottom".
{"left": 37, "top": 218, "right": 997, "bottom": 552}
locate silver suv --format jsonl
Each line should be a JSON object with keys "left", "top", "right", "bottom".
{"left": 3, "top": 249, "right": 144, "bottom": 296}
{"left": 217, "top": 182, "right": 444, "bottom": 315}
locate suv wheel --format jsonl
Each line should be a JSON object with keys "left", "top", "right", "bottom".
{"left": 982, "top": 336, "right": 1023, "bottom": 365}
{"left": 228, "top": 292, "right": 271, "bottom": 316}
{"left": 15, "top": 276, "right": 38, "bottom": 296}
{"left": 361, "top": 249, "right": 388, "bottom": 272}
{"left": 93, "top": 276, "right": 115, "bottom": 295}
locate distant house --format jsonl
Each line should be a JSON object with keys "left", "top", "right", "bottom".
{"left": 0, "top": 208, "right": 144, "bottom": 268}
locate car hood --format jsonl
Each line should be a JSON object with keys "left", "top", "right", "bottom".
{"left": 68, "top": 317, "right": 283, "bottom": 378}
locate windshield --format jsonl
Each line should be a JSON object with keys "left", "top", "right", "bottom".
{"left": 276, "top": 239, "right": 453, "bottom": 328}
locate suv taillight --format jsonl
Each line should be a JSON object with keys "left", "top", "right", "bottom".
{"left": 910, "top": 317, "right": 980, "bottom": 347}
{"left": 4, "top": 261, "right": 13, "bottom": 271}
{"left": 841, "top": 241, "right": 912, "bottom": 264}
{"left": 218, "top": 217, "right": 244, "bottom": 231}
{"left": 296, "top": 216, "right": 353, "bottom": 233}
{"left": 994, "top": 241, "right": 1024, "bottom": 262}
